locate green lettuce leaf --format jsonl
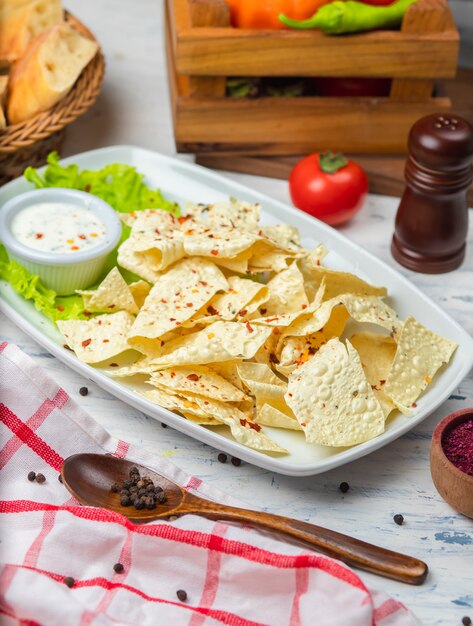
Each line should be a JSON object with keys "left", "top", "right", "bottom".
{"left": 0, "top": 247, "right": 87, "bottom": 321}
{"left": 1, "top": 152, "right": 180, "bottom": 322}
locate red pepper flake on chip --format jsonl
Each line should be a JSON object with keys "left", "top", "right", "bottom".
{"left": 246, "top": 322, "right": 254, "bottom": 333}
{"left": 186, "top": 374, "right": 200, "bottom": 381}
{"left": 81, "top": 338, "right": 92, "bottom": 348}
{"left": 210, "top": 249, "right": 219, "bottom": 256}
{"left": 103, "top": 339, "right": 110, "bottom": 343}
{"left": 35, "top": 233, "right": 43, "bottom": 239}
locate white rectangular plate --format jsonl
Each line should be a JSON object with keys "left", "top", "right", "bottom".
{"left": 1, "top": 145, "right": 472, "bottom": 476}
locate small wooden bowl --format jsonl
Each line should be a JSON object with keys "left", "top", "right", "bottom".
{"left": 430, "top": 408, "right": 473, "bottom": 519}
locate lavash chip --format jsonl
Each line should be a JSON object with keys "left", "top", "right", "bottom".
{"left": 260, "top": 224, "right": 301, "bottom": 251}
{"left": 185, "top": 275, "right": 269, "bottom": 327}
{"left": 57, "top": 311, "right": 136, "bottom": 364}
{"left": 148, "top": 365, "right": 250, "bottom": 403}
{"left": 384, "top": 315, "right": 457, "bottom": 411}
{"left": 127, "top": 257, "right": 227, "bottom": 353}
{"left": 278, "top": 306, "right": 349, "bottom": 369}
{"left": 117, "top": 237, "right": 162, "bottom": 284}
{"left": 256, "top": 404, "right": 302, "bottom": 431}
{"left": 350, "top": 332, "right": 397, "bottom": 418}
{"left": 284, "top": 294, "right": 400, "bottom": 338}
{"left": 237, "top": 362, "right": 298, "bottom": 427}
{"left": 182, "top": 225, "right": 257, "bottom": 259}
{"left": 206, "top": 199, "right": 261, "bottom": 232}
{"left": 188, "top": 396, "right": 288, "bottom": 454}
{"left": 77, "top": 267, "right": 140, "bottom": 314}
{"left": 285, "top": 338, "right": 385, "bottom": 446}
{"left": 146, "top": 321, "right": 273, "bottom": 368}
{"left": 263, "top": 263, "right": 309, "bottom": 316}
{"left": 304, "top": 265, "right": 388, "bottom": 302}
{"left": 128, "top": 280, "right": 151, "bottom": 309}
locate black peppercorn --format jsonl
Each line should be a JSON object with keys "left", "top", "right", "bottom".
{"left": 176, "top": 589, "right": 187, "bottom": 602}
{"left": 36, "top": 473, "right": 46, "bottom": 484}
{"left": 393, "top": 514, "right": 404, "bottom": 526}
{"left": 339, "top": 482, "right": 350, "bottom": 494}
{"left": 157, "top": 492, "right": 167, "bottom": 504}
{"left": 64, "top": 576, "right": 75, "bottom": 588}
{"left": 135, "top": 499, "right": 145, "bottom": 510}
{"left": 217, "top": 453, "right": 227, "bottom": 464}
{"left": 120, "top": 495, "right": 132, "bottom": 507}
{"left": 113, "top": 563, "right": 124, "bottom": 574}
{"left": 145, "top": 497, "right": 156, "bottom": 510}
{"left": 28, "top": 471, "right": 36, "bottom": 482}
{"left": 79, "top": 387, "right": 89, "bottom": 396}
{"left": 161, "top": 422, "right": 167, "bottom": 428}
{"left": 110, "top": 482, "right": 121, "bottom": 493}
{"left": 231, "top": 457, "right": 241, "bottom": 467}
{"left": 462, "top": 617, "right": 471, "bottom": 626}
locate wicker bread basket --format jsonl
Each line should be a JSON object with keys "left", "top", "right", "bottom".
{"left": 0, "top": 12, "right": 105, "bottom": 185}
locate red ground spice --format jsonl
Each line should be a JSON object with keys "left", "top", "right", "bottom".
{"left": 442, "top": 419, "right": 473, "bottom": 476}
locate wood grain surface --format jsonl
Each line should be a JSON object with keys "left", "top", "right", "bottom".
{"left": 195, "top": 70, "right": 473, "bottom": 201}
{"left": 168, "top": 0, "right": 459, "bottom": 78}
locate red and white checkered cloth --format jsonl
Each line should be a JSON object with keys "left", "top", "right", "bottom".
{"left": 0, "top": 341, "right": 421, "bottom": 626}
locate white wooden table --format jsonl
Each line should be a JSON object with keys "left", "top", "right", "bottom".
{"left": 2, "top": 1, "right": 473, "bottom": 623}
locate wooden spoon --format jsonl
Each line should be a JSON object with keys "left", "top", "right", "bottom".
{"left": 62, "top": 453, "right": 428, "bottom": 585}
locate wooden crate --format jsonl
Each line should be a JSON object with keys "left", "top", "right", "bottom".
{"left": 166, "top": 0, "right": 460, "bottom": 155}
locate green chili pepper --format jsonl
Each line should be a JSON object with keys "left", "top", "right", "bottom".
{"left": 279, "top": 0, "right": 417, "bottom": 34}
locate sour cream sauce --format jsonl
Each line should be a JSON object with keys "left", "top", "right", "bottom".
{"left": 11, "top": 202, "right": 107, "bottom": 254}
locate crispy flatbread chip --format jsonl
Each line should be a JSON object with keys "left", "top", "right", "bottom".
{"left": 279, "top": 306, "right": 349, "bottom": 369}
{"left": 285, "top": 338, "right": 385, "bottom": 446}
{"left": 189, "top": 396, "right": 288, "bottom": 454}
{"left": 148, "top": 321, "right": 273, "bottom": 368}
{"left": 207, "top": 200, "right": 261, "bottom": 232}
{"left": 128, "top": 257, "right": 227, "bottom": 353}
{"left": 77, "top": 268, "right": 139, "bottom": 314}
{"left": 264, "top": 263, "right": 308, "bottom": 316}
{"left": 350, "top": 332, "right": 397, "bottom": 419}
{"left": 128, "top": 280, "right": 151, "bottom": 309}
{"left": 238, "top": 363, "right": 296, "bottom": 424}
{"left": 256, "top": 404, "right": 302, "bottom": 431}
{"left": 57, "top": 311, "right": 135, "bottom": 364}
{"left": 285, "top": 294, "right": 400, "bottom": 338}
{"left": 384, "top": 316, "right": 457, "bottom": 411}
{"left": 149, "top": 365, "right": 249, "bottom": 403}
{"left": 185, "top": 276, "right": 269, "bottom": 327}
{"left": 118, "top": 237, "right": 162, "bottom": 283}
{"left": 299, "top": 264, "right": 387, "bottom": 302}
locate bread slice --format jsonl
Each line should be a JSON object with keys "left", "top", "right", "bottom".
{"left": 0, "top": 0, "right": 64, "bottom": 63}
{"left": 7, "top": 23, "right": 98, "bottom": 124}
{"left": 0, "top": 75, "right": 8, "bottom": 128}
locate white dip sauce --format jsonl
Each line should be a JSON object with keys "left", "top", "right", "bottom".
{"left": 11, "top": 202, "right": 107, "bottom": 254}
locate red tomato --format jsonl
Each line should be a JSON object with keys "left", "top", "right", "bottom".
{"left": 289, "top": 152, "right": 368, "bottom": 226}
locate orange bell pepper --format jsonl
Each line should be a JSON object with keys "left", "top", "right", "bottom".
{"left": 225, "top": 0, "right": 334, "bottom": 29}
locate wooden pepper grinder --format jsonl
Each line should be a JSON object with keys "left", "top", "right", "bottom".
{"left": 391, "top": 113, "right": 473, "bottom": 273}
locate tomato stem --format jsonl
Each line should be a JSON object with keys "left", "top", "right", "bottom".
{"left": 319, "top": 151, "right": 348, "bottom": 174}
